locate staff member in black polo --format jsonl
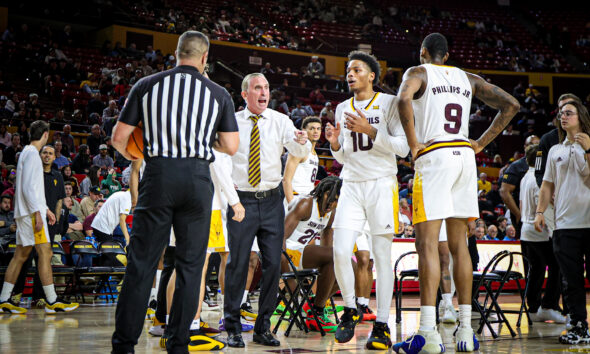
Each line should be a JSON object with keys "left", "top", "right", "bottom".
{"left": 110, "top": 31, "right": 239, "bottom": 354}
{"left": 224, "top": 73, "right": 310, "bottom": 348}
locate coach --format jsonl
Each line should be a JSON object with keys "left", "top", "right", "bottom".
{"left": 224, "top": 73, "right": 310, "bottom": 347}
{"left": 110, "top": 31, "right": 239, "bottom": 354}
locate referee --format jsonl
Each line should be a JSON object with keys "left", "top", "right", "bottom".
{"left": 110, "top": 31, "right": 239, "bottom": 354}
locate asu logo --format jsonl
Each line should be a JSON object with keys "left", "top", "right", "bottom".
{"left": 54, "top": 179, "right": 57, "bottom": 186}
{"left": 372, "top": 105, "right": 379, "bottom": 110}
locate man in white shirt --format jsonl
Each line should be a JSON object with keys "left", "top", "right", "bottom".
{"left": 91, "top": 190, "right": 131, "bottom": 244}
{"left": 0, "top": 120, "right": 79, "bottom": 314}
{"left": 224, "top": 73, "right": 310, "bottom": 348}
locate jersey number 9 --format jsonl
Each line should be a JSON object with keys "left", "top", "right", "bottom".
{"left": 444, "top": 103, "right": 462, "bottom": 134}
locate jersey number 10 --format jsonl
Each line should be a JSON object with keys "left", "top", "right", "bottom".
{"left": 351, "top": 132, "right": 373, "bottom": 152}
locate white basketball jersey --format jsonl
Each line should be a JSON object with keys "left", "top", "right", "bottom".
{"left": 409, "top": 64, "right": 472, "bottom": 143}
{"left": 286, "top": 199, "right": 331, "bottom": 248}
{"left": 291, "top": 153, "right": 319, "bottom": 195}
{"left": 334, "top": 92, "right": 403, "bottom": 181}
{"left": 210, "top": 151, "right": 233, "bottom": 210}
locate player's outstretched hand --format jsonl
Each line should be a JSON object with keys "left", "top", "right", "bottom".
{"left": 325, "top": 122, "right": 340, "bottom": 144}
{"left": 293, "top": 129, "right": 308, "bottom": 145}
{"left": 231, "top": 202, "right": 245, "bottom": 222}
{"left": 534, "top": 213, "right": 545, "bottom": 233}
{"left": 469, "top": 139, "right": 483, "bottom": 154}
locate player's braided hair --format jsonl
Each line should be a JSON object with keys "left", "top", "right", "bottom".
{"left": 310, "top": 176, "right": 342, "bottom": 206}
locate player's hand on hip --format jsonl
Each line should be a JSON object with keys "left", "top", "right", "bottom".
{"left": 293, "top": 129, "right": 308, "bottom": 145}
{"left": 34, "top": 212, "right": 44, "bottom": 232}
{"left": 46, "top": 209, "right": 56, "bottom": 226}
{"left": 410, "top": 143, "right": 426, "bottom": 161}
{"left": 325, "top": 122, "right": 340, "bottom": 144}
{"left": 344, "top": 109, "right": 370, "bottom": 135}
{"left": 469, "top": 139, "right": 483, "bottom": 154}
{"left": 231, "top": 202, "right": 245, "bottom": 222}
{"left": 534, "top": 213, "right": 545, "bottom": 233}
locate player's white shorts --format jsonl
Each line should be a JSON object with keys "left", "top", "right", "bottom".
{"left": 251, "top": 236, "right": 260, "bottom": 253}
{"left": 284, "top": 194, "right": 303, "bottom": 215}
{"left": 333, "top": 175, "right": 399, "bottom": 235}
{"left": 413, "top": 143, "right": 479, "bottom": 224}
{"left": 439, "top": 220, "right": 447, "bottom": 242}
{"left": 169, "top": 228, "right": 176, "bottom": 247}
{"left": 16, "top": 213, "right": 50, "bottom": 247}
{"left": 285, "top": 239, "right": 307, "bottom": 270}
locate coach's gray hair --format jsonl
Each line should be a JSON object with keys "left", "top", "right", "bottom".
{"left": 176, "top": 31, "right": 209, "bottom": 60}
{"left": 241, "top": 73, "right": 266, "bottom": 92}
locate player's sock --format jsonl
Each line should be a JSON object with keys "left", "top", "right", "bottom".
{"left": 419, "top": 306, "right": 436, "bottom": 332}
{"left": 372, "top": 234, "right": 394, "bottom": 323}
{"left": 154, "top": 269, "right": 162, "bottom": 294}
{"left": 166, "top": 315, "right": 169, "bottom": 324}
{"left": 333, "top": 228, "right": 361, "bottom": 308}
{"left": 0, "top": 282, "right": 15, "bottom": 302}
{"left": 150, "top": 287, "right": 157, "bottom": 301}
{"left": 241, "top": 290, "right": 248, "bottom": 305}
{"left": 42, "top": 284, "right": 57, "bottom": 304}
{"left": 442, "top": 293, "right": 453, "bottom": 307}
{"left": 190, "top": 319, "right": 200, "bottom": 330}
{"left": 459, "top": 304, "right": 472, "bottom": 328}
{"left": 357, "top": 297, "right": 369, "bottom": 307}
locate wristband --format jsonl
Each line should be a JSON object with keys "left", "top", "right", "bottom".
{"left": 586, "top": 148, "right": 590, "bottom": 154}
{"left": 535, "top": 211, "right": 544, "bottom": 215}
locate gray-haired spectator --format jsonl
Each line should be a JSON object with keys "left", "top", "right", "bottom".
{"left": 307, "top": 56, "right": 324, "bottom": 77}
{"left": 261, "top": 62, "right": 275, "bottom": 75}
{"left": 103, "top": 100, "right": 120, "bottom": 135}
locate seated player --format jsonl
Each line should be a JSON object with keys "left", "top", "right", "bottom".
{"left": 281, "top": 176, "right": 342, "bottom": 332}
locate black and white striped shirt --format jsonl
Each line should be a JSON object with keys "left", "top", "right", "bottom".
{"left": 119, "top": 65, "right": 238, "bottom": 160}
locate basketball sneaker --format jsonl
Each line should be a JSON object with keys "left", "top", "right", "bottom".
{"left": 273, "top": 301, "right": 286, "bottom": 316}
{"left": 393, "top": 329, "right": 445, "bottom": 353}
{"left": 335, "top": 307, "right": 362, "bottom": 343}
{"left": 0, "top": 299, "right": 27, "bottom": 314}
{"left": 455, "top": 327, "right": 479, "bottom": 352}
{"left": 305, "top": 312, "right": 337, "bottom": 333}
{"left": 325, "top": 301, "right": 344, "bottom": 314}
{"left": 358, "top": 303, "right": 377, "bottom": 322}
{"left": 198, "top": 320, "right": 221, "bottom": 337}
{"left": 559, "top": 321, "right": 590, "bottom": 344}
{"left": 160, "top": 331, "right": 226, "bottom": 351}
{"left": 218, "top": 318, "right": 254, "bottom": 332}
{"left": 148, "top": 317, "right": 166, "bottom": 337}
{"left": 202, "top": 298, "right": 220, "bottom": 311}
{"left": 539, "top": 308, "right": 566, "bottom": 323}
{"left": 441, "top": 303, "right": 457, "bottom": 324}
{"left": 145, "top": 299, "right": 157, "bottom": 320}
{"left": 44, "top": 298, "right": 79, "bottom": 314}
{"left": 240, "top": 302, "right": 257, "bottom": 321}
{"left": 366, "top": 321, "right": 392, "bottom": 350}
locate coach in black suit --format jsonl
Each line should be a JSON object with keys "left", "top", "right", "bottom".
{"left": 224, "top": 73, "right": 310, "bottom": 347}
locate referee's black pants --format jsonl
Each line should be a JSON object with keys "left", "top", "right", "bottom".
{"left": 520, "top": 240, "right": 561, "bottom": 313}
{"left": 112, "top": 158, "right": 213, "bottom": 354}
{"left": 224, "top": 188, "right": 284, "bottom": 335}
{"left": 553, "top": 228, "right": 590, "bottom": 326}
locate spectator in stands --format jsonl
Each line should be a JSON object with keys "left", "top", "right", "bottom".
{"left": 90, "top": 190, "right": 131, "bottom": 245}
{"left": 82, "top": 199, "right": 105, "bottom": 237}
{"left": 469, "top": 109, "right": 487, "bottom": 123}
{"left": 290, "top": 101, "right": 308, "bottom": 128}
{"left": 0, "top": 120, "right": 11, "bottom": 149}
{"left": 260, "top": 62, "right": 275, "bottom": 75}
{"left": 0, "top": 195, "right": 15, "bottom": 248}
{"left": 61, "top": 125, "right": 75, "bottom": 154}
{"left": 61, "top": 196, "right": 84, "bottom": 241}
{"left": 3, "top": 134, "right": 22, "bottom": 167}
{"left": 86, "top": 93, "right": 105, "bottom": 117}
{"left": 403, "top": 224, "right": 414, "bottom": 238}
{"left": 102, "top": 100, "right": 119, "bottom": 128}
{"left": 307, "top": 56, "right": 324, "bottom": 77}
{"left": 80, "top": 165, "right": 101, "bottom": 197}
{"left": 491, "top": 154, "right": 503, "bottom": 168}
{"left": 502, "top": 124, "right": 519, "bottom": 135}
{"left": 81, "top": 73, "right": 99, "bottom": 94}
{"left": 503, "top": 225, "right": 518, "bottom": 241}
{"left": 196, "top": 17, "right": 212, "bottom": 34}
{"left": 129, "top": 69, "right": 143, "bottom": 85}
{"left": 467, "top": 221, "right": 479, "bottom": 270}
{"left": 101, "top": 168, "right": 122, "bottom": 198}
{"left": 484, "top": 225, "right": 500, "bottom": 241}
{"left": 17, "top": 122, "right": 29, "bottom": 146}
{"left": 0, "top": 97, "right": 11, "bottom": 119}
{"left": 87, "top": 124, "right": 105, "bottom": 156}
{"left": 335, "top": 75, "right": 347, "bottom": 92}
{"left": 80, "top": 184, "right": 104, "bottom": 219}
{"left": 486, "top": 182, "right": 502, "bottom": 207}
{"left": 49, "top": 109, "right": 66, "bottom": 130}
{"left": 72, "top": 144, "right": 91, "bottom": 175}
{"left": 309, "top": 86, "right": 325, "bottom": 104}
{"left": 64, "top": 182, "right": 82, "bottom": 218}
{"left": 496, "top": 216, "right": 508, "bottom": 239}
{"left": 320, "top": 102, "right": 335, "bottom": 126}
{"left": 92, "top": 144, "right": 114, "bottom": 171}
{"left": 52, "top": 140, "right": 70, "bottom": 169}
{"left": 477, "top": 172, "right": 491, "bottom": 193}
{"left": 1, "top": 169, "right": 16, "bottom": 196}
{"left": 478, "top": 190, "right": 495, "bottom": 223}
{"left": 399, "top": 178, "right": 413, "bottom": 204}
{"left": 474, "top": 226, "right": 486, "bottom": 240}
{"left": 400, "top": 198, "right": 412, "bottom": 223}
{"left": 61, "top": 165, "right": 79, "bottom": 196}
{"left": 114, "top": 78, "right": 129, "bottom": 98}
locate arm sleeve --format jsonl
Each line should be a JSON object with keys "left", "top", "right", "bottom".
{"left": 543, "top": 148, "right": 555, "bottom": 183}
{"left": 210, "top": 155, "right": 240, "bottom": 206}
{"left": 216, "top": 93, "right": 238, "bottom": 132}
{"left": 282, "top": 115, "right": 311, "bottom": 158}
{"left": 371, "top": 100, "right": 410, "bottom": 157}
{"left": 20, "top": 153, "right": 46, "bottom": 214}
{"left": 330, "top": 105, "right": 347, "bottom": 163}
{"left": 118, "top": 79, "right": 144, "bottom": 126}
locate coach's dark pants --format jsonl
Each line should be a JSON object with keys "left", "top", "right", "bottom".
{"left": 112, "top": 158, "right": 213, "bottom": 354}
{"left": 224, "top": 188, "right": 284, "bottom": 335}
{"left": 520, "top": 240, "right": 561, "bottom": 313}
{"left": 155, "top": 246, "right": 176, "bottom": 324}
{"left": 553, "top": 228, "right": 590, "bottom": 326}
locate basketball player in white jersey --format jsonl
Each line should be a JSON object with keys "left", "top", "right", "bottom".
{"left": 325, "top": 50, "right": 409, "bottom": 349}
{"left": 393, "top": 33, "right": 519, "bottom": 353}
{"left": 283, "top": 117, "right": 322, "bottom": 204}
{"left": 282, "top": 176, "right": 342, "bottom": 332}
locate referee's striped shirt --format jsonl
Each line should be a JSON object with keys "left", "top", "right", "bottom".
{"left": 118, "top": 65, "right": 238, "bottom": 161}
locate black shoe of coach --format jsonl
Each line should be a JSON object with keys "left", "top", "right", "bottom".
{"left": 227, "top": 332, "right": 245, "bottom": 348}
{"left": 253, "top": 331, "right": 280, "bottom": 346}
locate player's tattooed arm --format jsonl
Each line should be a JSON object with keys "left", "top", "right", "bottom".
{"left": 468, "top": 73, "right": 520, "bottom": 153}
{"left": 399, "top": 66, "right": 426, "bottom": 158}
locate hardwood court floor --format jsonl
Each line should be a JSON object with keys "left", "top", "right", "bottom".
{"left": 1, "top": 294, "right": 589, "bottom": 353}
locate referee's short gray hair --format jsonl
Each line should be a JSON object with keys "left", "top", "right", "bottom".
{"left": 241, "top": 73, "right": 266, "bottom": 92}
{"left": 176, "top": 31, "right": 210, "bottom": 60}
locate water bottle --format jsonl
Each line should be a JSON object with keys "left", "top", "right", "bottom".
{"left": 217, "top": 289, "right": 223, "bottom": 308}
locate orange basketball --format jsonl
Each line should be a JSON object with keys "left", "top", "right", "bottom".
{"left": 127, "top": 124, "right": 144, "bottom": 159}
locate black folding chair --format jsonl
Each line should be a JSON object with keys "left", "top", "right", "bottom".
{"left": 273, "top": 250, "right": 326, "bottom": 337}
{"left": 491, "top": 251, "right": 532, "bottom": 327}
{"left": 97, "top": 241, "right": 127, "bottom": 302}
{"left": 70, "top": 240, "right": 107, "bottom": 303}
{"left": 50, "top": 242, "right": 75, "bottom": 297}
{"left": 472, "top": 250, "right": 516, "bottom": 338}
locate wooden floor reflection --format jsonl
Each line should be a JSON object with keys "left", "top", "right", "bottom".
{"left": 1, "top": 294, "right": 589, "bottom": 353}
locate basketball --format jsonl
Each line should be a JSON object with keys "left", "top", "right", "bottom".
{"left": 127, "top": 124, "right": 144, "bottom": 159}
